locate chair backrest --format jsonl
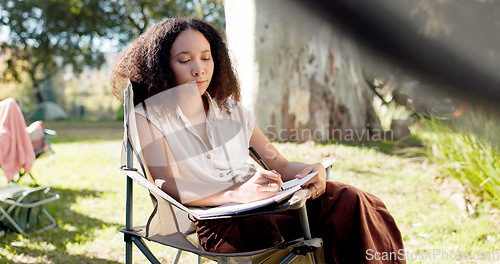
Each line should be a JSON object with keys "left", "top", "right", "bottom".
{"left": 122, "top": 82, "right": 195, "bottom": 237}
{"left": 26, "top": 121, "right": 55, "bottom": 157}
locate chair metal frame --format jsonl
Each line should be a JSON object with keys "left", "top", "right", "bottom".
{"left": 0, "top": 183, "right": 60, "bottom": 237}
{"left": 122, "top": 154, "right": 329, "bottom": 264}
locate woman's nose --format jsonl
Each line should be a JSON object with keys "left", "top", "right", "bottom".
{"left": 192, "top": 62, "right": 205, "bottom": 76}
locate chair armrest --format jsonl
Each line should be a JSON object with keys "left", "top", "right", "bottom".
{"left": 287, "top": 189, "right": 311, "bottom": 209}
{"left": 321, "top": 159, "right": 336, "bottom": 180}
{"left": 121, "top": 167, "right": 312, "bottom": 220}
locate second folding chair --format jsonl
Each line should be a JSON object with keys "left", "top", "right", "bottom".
{"left": 0, "top": 182, "right": 59, "bottom": 237}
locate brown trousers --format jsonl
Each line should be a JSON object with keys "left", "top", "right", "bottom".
{"left": 195, "top": 181, "right": 406, "bottom": 263}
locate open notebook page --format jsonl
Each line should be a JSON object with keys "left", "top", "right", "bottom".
{"left": 190, "top": 171, "right": 318, "bottom": 218}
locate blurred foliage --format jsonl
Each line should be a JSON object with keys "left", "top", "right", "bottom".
{"left": 362, "top": 0, "right": 500, "bottom": 123}
{"left": 0, "top": 0, "right": 115, "bottom": 102}
{"left": 0, "top": 0, "right": 225, "bottom": 104}
{"left": 453, "top": 109, "right": 500, "bottom": 149}
{"left": 408, "top": 0, "right": 500, "bottom": 82}
{"left": 412, "top": 113, "right": 500, "bottom": 209}
{"left": 372, "top": 95, "right": 413, "bottom": 131}
{"left": 0, "top": 71, "right": 36, "bottom": 113}
{"left": 108, "top": 0, "right": 225, "bottom": 45}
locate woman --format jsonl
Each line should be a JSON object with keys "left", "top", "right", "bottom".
{"left": 111, "top": 17, "right": 406, "bottom": 264}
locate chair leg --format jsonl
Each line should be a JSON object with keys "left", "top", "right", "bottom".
{"left": 132, "top": 236, "right": 161, "bottom": 264}
{"left": 125, "top": 174, "right": 134, "bottom": 264}
{"left": 125, "top": 240, "right": 133, "bottom": 264}
{"left": 307, "top": 252, "right": 317, "bottom": 264}
{"left": 0, "top": 206, "right": 29, "bottom": 237}
{"left": 173, "top": 249, "right": 182, "bottom": 264}
{"left": 299, "top": 204, "right": 317, "bottom": 264}
{"left": 279, "top": 252, "right": 299, "bottom": 264}
{"left": 34, "top": 209, "right": 57, "bottom": 234}
{"left": 299, "top": 205, "right": 312, "bottom": 240}
{"left": 172, "top": 249, "right": 202, "bottom": 264}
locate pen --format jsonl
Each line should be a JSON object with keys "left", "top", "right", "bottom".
{"left": 249, "top": 146, "right": 269, "bottom": 170}
{"left": 249, "top": 146, "right": 283, "bottom": 191}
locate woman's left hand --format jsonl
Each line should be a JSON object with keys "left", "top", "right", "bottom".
{"left": 295, "top": 163, "right": 327, "bottom": 200}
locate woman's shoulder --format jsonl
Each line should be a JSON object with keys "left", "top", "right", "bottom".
{"left": 226, "top": 98, "right": 250, "bottom": 110}
{"left": 211, "top": 95, "right": 252, "bottom": 120}
{"left": 226, "top": 98, "right": 238, "bottom": 108}
{"left": 224, "top": 99, "right": 254, "bottom": 123}
{"left": 223, "top": 98, "right": 252, "bottom": 116}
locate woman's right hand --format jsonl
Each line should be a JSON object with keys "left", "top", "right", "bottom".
{"left": 233, "top": 170, "right": 283, "bottom": 203}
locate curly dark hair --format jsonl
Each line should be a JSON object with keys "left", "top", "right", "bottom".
{"left": 110, "top": 17, "right": 240, "bottom": 111}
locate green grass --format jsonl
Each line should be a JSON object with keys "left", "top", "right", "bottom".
{"left": 412, "top": 115, "right": 500, "bottom": 209}
{"left": 1, "top": 120, "right": 499, "bottom": 263}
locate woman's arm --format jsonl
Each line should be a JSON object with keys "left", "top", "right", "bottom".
{"left": 136, "top": 114, "right": 283, "bottom": 206}
{"left": 249, "top": 122, "right": 327, "bottom": 199}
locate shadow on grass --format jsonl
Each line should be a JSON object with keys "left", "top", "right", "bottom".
{"left": 0, "top": 251, "right": 120, "bottom": 264}
{"left": 1, "top": 187, "right": 122, "bottom": 264}
{"left": 319, "top": 135, "right": 424, "bottom": 156}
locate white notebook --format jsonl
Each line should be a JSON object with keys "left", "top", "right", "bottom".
{"left": 190, "top": 171, "right": 318, "bottom": 219}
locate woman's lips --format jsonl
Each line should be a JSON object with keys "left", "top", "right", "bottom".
{"left": 190, "top": 80, "right": 207, "bottom": 86}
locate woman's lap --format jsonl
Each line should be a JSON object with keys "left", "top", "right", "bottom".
{"left": 195, "top": 181, "right": 405, "bottom": 263}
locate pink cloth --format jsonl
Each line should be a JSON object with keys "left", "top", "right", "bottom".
{"left": 0, "top": 98, "right": 36, "bottom": 181}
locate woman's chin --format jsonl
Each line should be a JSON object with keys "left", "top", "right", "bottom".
{"left": 198, "top": 87, "right": 208, "bottom": 95}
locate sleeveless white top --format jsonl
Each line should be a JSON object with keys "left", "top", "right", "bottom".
{"left": 135, "top": 89, "right": 257, "bottom": 184}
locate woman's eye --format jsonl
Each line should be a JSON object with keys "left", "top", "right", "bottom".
{"left": 202, "top": 57, "right": 211, "bottom": 61}
{"left": 179, "top": 60, "right": 190, "bottom": 63}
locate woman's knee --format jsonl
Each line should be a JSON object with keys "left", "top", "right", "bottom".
{"left": 325, "top": 181, "right": 385, "bottom": 210}
{"left": 326, "top": 181, "right": 362, "bottom": 199}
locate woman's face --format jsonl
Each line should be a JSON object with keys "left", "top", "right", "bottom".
{"left": 170, "top": 29, "right": 214, "bottom": 95}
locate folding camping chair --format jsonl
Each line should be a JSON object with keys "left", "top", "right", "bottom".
{"left": 17, "top": 120, "right": 57, "bottom": 184}
{"left": 26, "top": 120, "right": 57, "bottom": 158}
{"left": 0, "top": 98, "right": 56, "bottom": 184}
{"left": 0, "top": 99, "right": 60, "bottom": 236}
{"left": 119, "top": 83, "right": 336, "bottom": 263}
{"left": 0, "top": 182, "right": 59, "bottom": 237}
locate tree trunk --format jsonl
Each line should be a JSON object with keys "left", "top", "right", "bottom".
{"left": 224, "top": 0, "right": 383, "bottom": 142}
{"left": 30, "top": 74, "right": 45, "bottom": 104}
